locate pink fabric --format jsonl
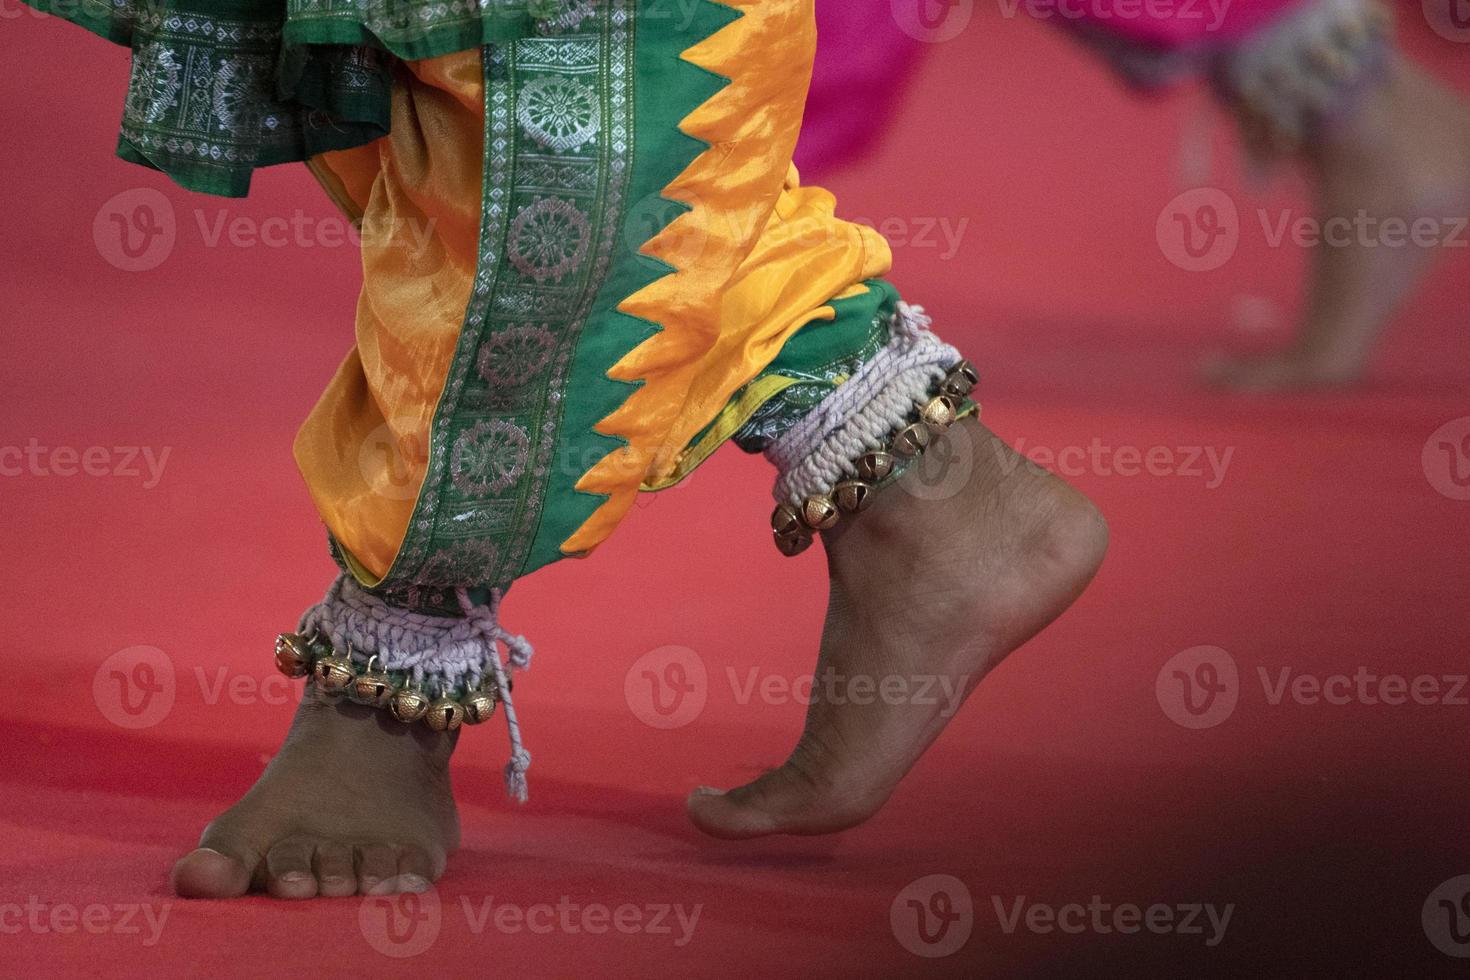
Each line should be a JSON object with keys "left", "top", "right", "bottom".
{"left": 794, "top": 0, "right": 1311, "bottom": 173}
{"left": 793, "top": 3, "right": 927, "bottom": 173}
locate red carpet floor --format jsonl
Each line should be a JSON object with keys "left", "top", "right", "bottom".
{"left": 2, "top": 6, "right": 1468, "bottom": 977}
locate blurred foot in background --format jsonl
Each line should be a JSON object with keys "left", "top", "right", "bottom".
{"left": 1064, "top": 0, "right": 1466, "bottom": 392}
{"left": 1203, "top": 56, "right": 1470, "bottom": 391}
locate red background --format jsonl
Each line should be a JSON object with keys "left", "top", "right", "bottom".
{"left": 2, "top": 2, "right": 1468, "bottom": 975}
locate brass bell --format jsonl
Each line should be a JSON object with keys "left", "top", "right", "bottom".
{"left": 856, "top": 451, "right": 895, "bottom": 483}
{"left": 771, "top": 502, "right": 804, "bottom": 538}
{"left": 350, "top": 657, "right": 396, "bottom": 709}
{"left": 834, "top": 479, "right": 874, "bottom": 514}
{"left": 891, "top": 422, "right": 931, "bottom": 458}
{"left": 774, "top": 529, "right": 812, "bottom": 557}
{"left": 939, "top": 360, "right": 978, "bottom": 399}
{"left": 919, "top": 395, "right": 958, "bottom": 433}
{"left": 800, "top": 494, "right": 840, "bottom": 531}
{"left": 390, "top": 686, "right": 431, "bottom": 724}
{"left": 274, "top": 633, "right": 314, "bottom": 679}
{"left": 313, "top": 651, "right": 357, "bottom": 695}
{"left": 463, "top": 687, "right": 499, "bottom": 725}
{"left": 423, "top": 697, "right": 466, "bottom": 732}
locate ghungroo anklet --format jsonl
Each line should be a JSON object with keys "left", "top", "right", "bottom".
{"left": 275, "top": 577, "right": 534, "bottom": 801}
{"left": 766, "top": 303, "right": 978, "bottom": 556}
{"left": 1216, "top": 0, "right": 1393, "bottom": 156}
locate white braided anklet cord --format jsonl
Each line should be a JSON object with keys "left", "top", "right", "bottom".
{"left": 299, "top": 575, "right": 534, "bottom": 802}
{"left": 767, "top": 302, "right": 961, "bottom": 505}
{"left": 1216, "top": 0, "right": 1391, "bottom": 149}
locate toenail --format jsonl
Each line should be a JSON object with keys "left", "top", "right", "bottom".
{"left": 691, "top": 786, "right": 725, "bottom": 797}
{"left": 280, "top": 872, "right": 311, "bottom": 884}
{"left": 398, "top": 875, "right": 430, "bottom": 893}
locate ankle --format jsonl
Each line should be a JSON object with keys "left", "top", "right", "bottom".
{"left": 294, "top": 687, "right": 459, "bottom": 770}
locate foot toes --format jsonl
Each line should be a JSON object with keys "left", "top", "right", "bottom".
{"left": 356, "top": 842, "right": 400, "bottom": 895}
{"left": 265, "top": 837, "right": 320, "bottom": 900}
{"left": 392, "top": 845, "right": 438, "bottom": 894}
{"left": 170, "top": 844, "right": 254, "bottom": 900}
{"left": 312, "top": 842, "right": 357, "bottom": 898}
{"left": 687, "top": 761, "right": 885, "bottom": 840}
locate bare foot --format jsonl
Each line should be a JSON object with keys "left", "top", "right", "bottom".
{"left": 1207, "top": 60, "right": 1470, "bottom": 392}
{"left": 1201, "top": 350, "right": 1360, "bottom": 392}
{"left": 688, "top": 417, "right": 1108, "bottom": 838}
{"left": 171, "top": 689, "right": 460, "bottom": 899}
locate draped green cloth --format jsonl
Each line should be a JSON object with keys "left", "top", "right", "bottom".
{"left": 22, "top": 0, "right": 571, "bottom": 195}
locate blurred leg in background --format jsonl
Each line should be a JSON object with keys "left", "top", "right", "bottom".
{"left": 1069, "top": 0, "right": 1470, "bottom": 390}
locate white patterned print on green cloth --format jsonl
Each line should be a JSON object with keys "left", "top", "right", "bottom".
{"left": 732, "top": 306, "right": 896, "bottom": 454}
{"left": 362, "top": 4, "right": 634, "bottom": 613}
{"left": 107, "top": 0, "right": 391, "bottom": 193}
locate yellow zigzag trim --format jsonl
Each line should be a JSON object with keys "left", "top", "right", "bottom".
{"left": 559, "top": 0, "right": 817, "bottom": 554}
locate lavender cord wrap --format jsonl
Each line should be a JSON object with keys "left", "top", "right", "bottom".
{"left": 299, "top": 575, "right": 534, "bottom": 802}
{"left": 766, "top": 302, "right": 960, "bottom": 505}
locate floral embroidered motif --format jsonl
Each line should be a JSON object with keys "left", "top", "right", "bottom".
{"left": 477, "top": 324, "right": 557, "bottom": 388}
{"left": 371, "top": 3, "right": 638, "bottom": 595}
{"left": 508, "top": 196, "right": 591, "bottom": 283}
{"left": 517, "top": 75, "right": 600, "bottom": 152}
{"left": 452, "top": 419, "right": 532, "bottom": 496}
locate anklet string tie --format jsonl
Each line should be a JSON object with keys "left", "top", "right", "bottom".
{"left": 299, "top": 575, "right": 533, "bottom": 803}
{"left": 457, "top": 587, "right": 533, "bottom": 803}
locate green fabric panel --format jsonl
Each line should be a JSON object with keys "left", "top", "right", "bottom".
{"left": 20, "top": 0, "right": 563, "bottom": 196}
{"left": 725, "top": 280, "right": 900, "bottom": 454}
{"left": 281, "top": 0, "right": 544, "bottom": 59}
{"left": 344, "top": 1, "right": 739, "bottom": 615}
{"left": 518, "top": 1, "right": 741, "bottom": 575}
